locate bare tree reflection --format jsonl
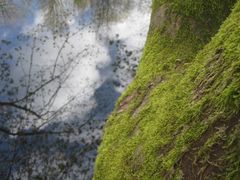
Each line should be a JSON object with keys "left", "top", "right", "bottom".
{"left": 0, "top": 28, "right": 95, "bottom": 178}
{"left": 0, "top": 0, "right": 150, "bottom": 178}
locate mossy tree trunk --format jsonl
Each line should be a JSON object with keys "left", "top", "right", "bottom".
{"left": 94, "top": 0, "right": 240, "bottom": 179}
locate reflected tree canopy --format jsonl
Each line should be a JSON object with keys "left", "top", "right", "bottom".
{"left": 75, "top": 0, "right": 133, "bottom": 26}
{"left": 0, "top": 0, "right": 134, "bottom": 30}
{"left": 40, "top": 0, "right": 75, "bottom": 33}
{"left": 0, "top": 0, "right": 27, "bottom": 24}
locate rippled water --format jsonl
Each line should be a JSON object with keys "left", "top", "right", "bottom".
{"left": 0, "top": 0, "right": 151, "bottom": 179}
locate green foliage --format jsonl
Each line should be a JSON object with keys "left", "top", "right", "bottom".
{"left": 94, "top": 0, "right": 240, "bottom": 179}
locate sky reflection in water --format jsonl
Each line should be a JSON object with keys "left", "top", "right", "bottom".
{"left": 0, "top": 0, "right": 151, "bottom": 179}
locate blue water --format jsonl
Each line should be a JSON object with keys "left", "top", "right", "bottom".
{"left": 0, "top": 0, "right": 151, "bottom": 179}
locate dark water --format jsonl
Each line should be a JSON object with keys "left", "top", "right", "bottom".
{"left": 0, "top": 0, "right": 151, "bottom": 179}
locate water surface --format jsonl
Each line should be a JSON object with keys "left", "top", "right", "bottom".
{"left": 0, "top": 0, "right": 151, "bottom": 179}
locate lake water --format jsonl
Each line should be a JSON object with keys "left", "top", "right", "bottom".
{"left": 0, "top": 0, "right": 151, "bottom": 179}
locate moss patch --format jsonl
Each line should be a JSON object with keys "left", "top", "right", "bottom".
{"left": 94, "top": 0, "right": 240, "bottom": 179}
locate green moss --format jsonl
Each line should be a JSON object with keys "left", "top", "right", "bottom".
{"left": 94, "top": 0, "right": 240, "bottom": 179}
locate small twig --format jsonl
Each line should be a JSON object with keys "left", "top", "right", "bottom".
{"left": 6, "top": 146, "right": 18, "bottom": 180}
{"left": 0, "top": 126, "right": 71, "bottom": 136}
{"left": 52, "top": 37, "right": 69, "bottom": 77}
{"left": 0, "top": 101, "right": 43, "bottom": 119}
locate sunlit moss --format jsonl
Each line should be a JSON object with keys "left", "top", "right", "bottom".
{"left": 94, "top": 0, "right": 240, "bottom": 179}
